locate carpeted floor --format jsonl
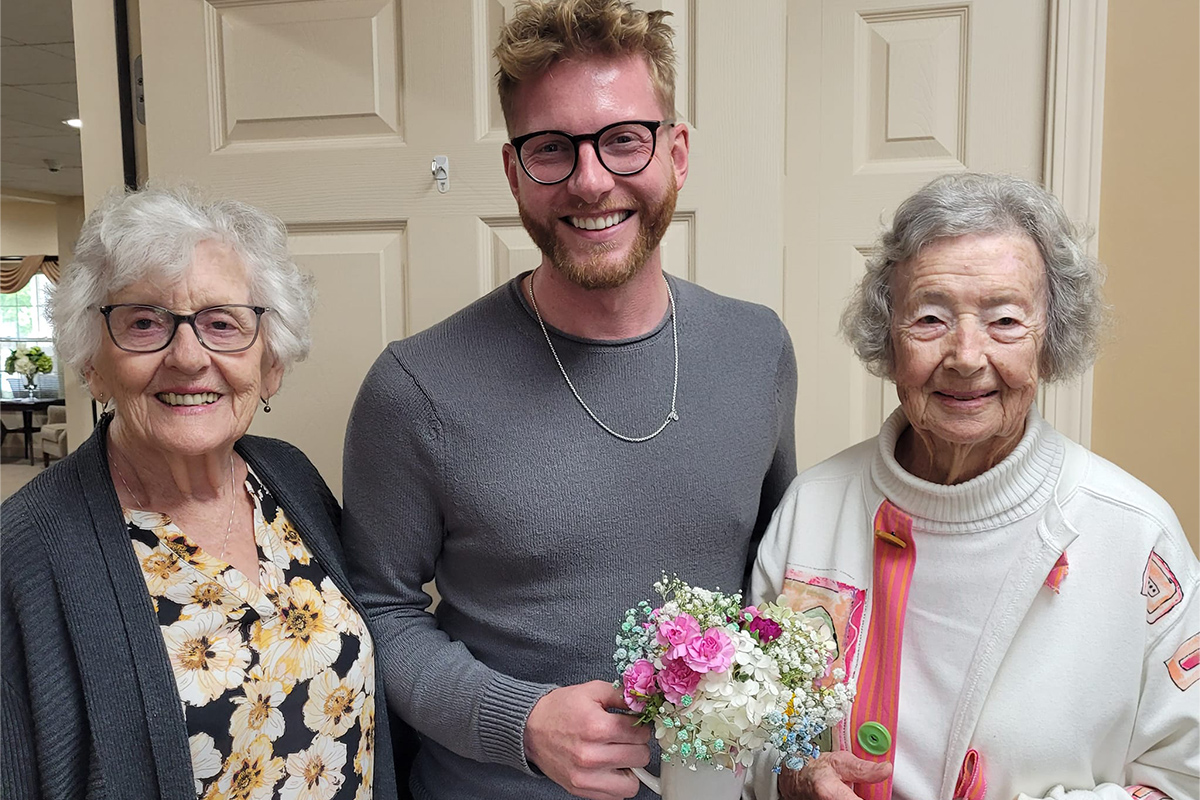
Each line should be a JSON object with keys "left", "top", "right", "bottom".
{"left": 1, "top": 460, "right": 44, "bottom": 502}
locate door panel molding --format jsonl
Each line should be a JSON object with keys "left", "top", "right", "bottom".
{"left": 1038, "top": 0, "right": 1108, "bottom": 448}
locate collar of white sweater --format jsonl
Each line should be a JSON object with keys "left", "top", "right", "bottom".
{"left": 870, "top": 406, "right": 1065, "bottom": 533}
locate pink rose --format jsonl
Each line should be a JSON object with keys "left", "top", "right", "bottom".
{"left": 748, "top": 615, "right": 782, "bottom": 643}
{"left": 657, "top": 657, "right": 702, "bottom": 705}
{"left": 622, "top": 659, "right": 658, "bottom": 712}
{"left": 656, "top": 613, "right": 701, "bottom": 660}
{"left": 682, "top": 627, "right": 735, "bottom": 674}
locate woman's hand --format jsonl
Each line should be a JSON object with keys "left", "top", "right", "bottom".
{"left": 778, "top": 752, "right": 892, "bottom": 799}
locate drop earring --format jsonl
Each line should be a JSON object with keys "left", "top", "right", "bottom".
{"left": 261, "top": 395, "right": 272, "bottom": 413}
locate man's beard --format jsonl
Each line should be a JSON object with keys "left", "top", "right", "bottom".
{"left": 518, "top": 180, "right": 677, "bottom": 290}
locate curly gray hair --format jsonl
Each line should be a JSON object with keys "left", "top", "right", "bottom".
{"left": 51, "top": 185, "right": 315, "bottom": 377}
{"left": 841, "top": 172, "right": 1107, "bottom": 382}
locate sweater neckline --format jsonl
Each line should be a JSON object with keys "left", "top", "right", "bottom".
{"left": 871, "top": 406, "right": 1064, "bottom": 532}
{"left": 507, "top": 271, "right": 675, "bottom": 348}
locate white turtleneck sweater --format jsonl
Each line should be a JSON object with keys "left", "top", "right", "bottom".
{"left": 750, "top": 407, "right": 1199, "bottom": 800}
{"left": 873, "top": 408, "right": 1062, "bottom": 799}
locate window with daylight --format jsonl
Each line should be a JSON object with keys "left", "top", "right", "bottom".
{"left": 1, "top": 273, "right": 62, "bottom": 398}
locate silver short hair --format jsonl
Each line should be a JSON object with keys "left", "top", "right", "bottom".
{"left": 51, "top": 184, "right": 315, "bottom": 377}
{"left": 840, "top": 172, "right": 1108, "bottom": 382}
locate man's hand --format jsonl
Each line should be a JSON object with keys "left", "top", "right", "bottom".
{"left": 778, "top": 752, "right": 892, "bottom": 800}
{"left": 525, "top": 680, "right": 652, "bottom": 800}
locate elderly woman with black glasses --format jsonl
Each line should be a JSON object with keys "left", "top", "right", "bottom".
{"left": 1, "top": 186, "right": 402, "bottom": 799}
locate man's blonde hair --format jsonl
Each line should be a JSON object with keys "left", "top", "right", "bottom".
{"left": 495, "top": 0, "right": 677, "bottom": 134}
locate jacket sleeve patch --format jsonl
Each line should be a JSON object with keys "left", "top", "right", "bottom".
{"left": 1142, "top": 550, "right": 1183, "bottom": 624}
{"left": 782, "top": 568, "right": 865, "bottom": 684}
{"left": 1165, "top": 633, "right": 1200, "bottom": 692}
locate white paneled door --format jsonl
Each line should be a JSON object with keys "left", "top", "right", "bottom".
{"left": 138, "top": 0, "right": 787, "bottom": 497}
{"left": 784, "top": 0, "right": 1048, "bottom": 469}
{"left": 138, "top": 0, "right": 1054, "bottom": 491}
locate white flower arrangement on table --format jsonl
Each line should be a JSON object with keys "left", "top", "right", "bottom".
{"left": 5, "top": 346, "right": 53, "bottom": 388}
{"left": 613, "top": 576, "right": 853, "bottom": 773}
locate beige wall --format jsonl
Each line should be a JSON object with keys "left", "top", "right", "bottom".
{"left": 1, "top": 195, "right": 59, "bottom": 257}
{"left": 1092, "top": 0, "right": 1199, "bottom": 554}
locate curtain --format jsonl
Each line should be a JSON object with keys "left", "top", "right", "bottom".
{"left": 1, "top": 255, "right": 60, "bottom": 293}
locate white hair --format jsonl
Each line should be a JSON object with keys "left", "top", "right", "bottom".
{"left": 841, "top": 173, "right": 1109, "bottom": 382}
{"left": 51, "top": 184, "right": 315, "bottom": 376}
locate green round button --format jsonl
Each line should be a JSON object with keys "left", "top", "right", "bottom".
{"left": 857, "top": 721, "right": 892, "bottom": 756}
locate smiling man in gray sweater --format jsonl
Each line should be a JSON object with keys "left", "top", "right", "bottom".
{"left": 341, "top": 2, "right": 796, "bottom": 799}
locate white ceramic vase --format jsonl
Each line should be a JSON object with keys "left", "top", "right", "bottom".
{"left": 631, "top": 760, "right": 746, "bottom": 800}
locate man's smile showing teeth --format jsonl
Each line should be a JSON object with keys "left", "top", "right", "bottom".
{"left": 157, "top": 392, "right": 220, "bottom": 406}
{"left": 567, "top": 211, "right": 631, "bottom": 230}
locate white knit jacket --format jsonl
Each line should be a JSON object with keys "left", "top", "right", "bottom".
{"left": 750, "top": 410, "right": 1199, "bottom": 800}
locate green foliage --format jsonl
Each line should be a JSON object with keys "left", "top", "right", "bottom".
{"left": 5, "top": 346, "right": 54, "bottom": 377}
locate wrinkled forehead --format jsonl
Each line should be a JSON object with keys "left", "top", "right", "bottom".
{"left": 891, "top": 231, "right": 1048, "bottom": 300}
{"left": 105, "top": 237, "right": 243, "bottom": 289}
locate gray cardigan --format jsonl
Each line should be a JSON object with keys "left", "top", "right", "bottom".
{"left": 1, "top": 416, "right": 401, "bottom": 799}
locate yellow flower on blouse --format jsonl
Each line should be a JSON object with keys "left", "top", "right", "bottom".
{"left": 205, "top": 734, "right": 285, "bottom": 800}
{"left": 303, "top": 665, "right": 365, "bottom": 737}
{"left": 132, "top": 539, "right": 189, "bottom": 596}
{"left": 280, "top": 734, "right": 347, "bottom": 800}
{"left": 230, "top": 671, "right": 288, "bottom": 748}
{"left": 274, "top": 517, "right": 311, "bottom": 567}
{"left": 163, "top": 613, "right": 252, "bottom": 706}
{"left": 160, "top": 531, "right": 225, "bottom": 573}
{"left": 166, "top": 577, "right": 245, "bottom": 622}
{"left": 260, "top": 577, "right": 341, "bottom": 682}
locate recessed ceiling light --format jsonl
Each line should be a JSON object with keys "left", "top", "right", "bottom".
{"left": 63, "top": 119, "right": 82, "bottom": 129}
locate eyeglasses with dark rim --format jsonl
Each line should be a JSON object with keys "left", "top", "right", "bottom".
{"left": 511, "top": 119, "right": 675, "bottom": 185}
{"left": 97, "top": 304, "right": 271, "bottom": 354}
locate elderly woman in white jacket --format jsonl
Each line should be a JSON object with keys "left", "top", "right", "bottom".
{"left": 752, "top": 173, "right": 1198, "bottom": 800}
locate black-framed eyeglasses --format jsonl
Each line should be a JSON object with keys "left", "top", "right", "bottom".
{"left": 97, "top": 304, "right": 271, "bottom": 354}
{"left": 511, "top": 119, "right": 675, "bottom": 185}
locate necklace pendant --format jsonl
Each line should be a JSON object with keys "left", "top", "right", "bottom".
{"left": 668, "top": 411, "right": 679, "bottom": 421}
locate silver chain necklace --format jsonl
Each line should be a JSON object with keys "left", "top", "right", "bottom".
{"left": 528, "top": 268, "right": 680, "bottom": 443}
{"left": 110, "top": 443, "right": 239, "bottom": 559}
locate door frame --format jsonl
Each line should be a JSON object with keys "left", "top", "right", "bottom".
{"left": 70, "top": 0, "right": 1108, "bottom": 450}
{"left": 1039, "top": 0, "right": 1108, "bottom": 447}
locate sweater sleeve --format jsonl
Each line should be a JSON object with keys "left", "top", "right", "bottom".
{"left": 341, "top": 348, "right": 555, "bottom": 775}
{"left": 746, "top": 320, "right": 799, "bottom": 590}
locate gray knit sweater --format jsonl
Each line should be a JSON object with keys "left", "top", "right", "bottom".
{"left": 342, "top": 273, "right": 797, "bottom": 799}
{"left": 1, "top": 417, "right": 400, "bottom": 799}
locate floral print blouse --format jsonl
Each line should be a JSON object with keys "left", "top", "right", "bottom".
{"left": 127, "top": 469, "right": 376, "bottom": 800}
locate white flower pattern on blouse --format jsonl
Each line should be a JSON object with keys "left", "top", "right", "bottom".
{"left": 127, "top": 469, "right": 375, "bottom": 800}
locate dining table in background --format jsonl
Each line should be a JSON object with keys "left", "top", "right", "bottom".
{"left": 1, "top": 397, "right": 66, "bottom": 466}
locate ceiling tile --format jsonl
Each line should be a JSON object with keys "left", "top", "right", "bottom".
{"left": 1, "top": 140, "right": 81, "bottom": 169}
{"left": 4, "top": 134, "right": 80, "bottom": 157}
{"left": 0, "top": 0, "right": 74, "bottom": 46}
{"left": 36, "top": 43, "right": 74, "bottom": 60}
{"left": 1, "top": 44, "right": 77, "bottom": 85}
{"left": 0, "top": 118, "right": 65, "bottom": 138}
{"left": 19, "top": 82, "right": 78, "bottom": 104}
{"left": 0, "top": 86, "right": 77, "bottom": 129}
{"left": 0, "top": 161, "right": 83, "bottom": 197}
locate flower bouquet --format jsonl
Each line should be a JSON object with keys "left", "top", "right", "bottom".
{"left": 614, "top": 576, "right": 853, "bottom": 777}
{"left": 5, "top": 346, "right": 53, "bottom": 394}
